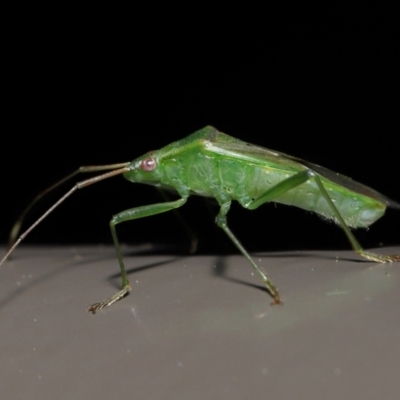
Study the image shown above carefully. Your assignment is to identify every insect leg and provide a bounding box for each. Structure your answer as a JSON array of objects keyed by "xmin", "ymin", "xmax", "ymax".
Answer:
[
  {"xmin": 215, "ymin": 201, "xmax": 282, "ymax": 305},
  {"xmin": 245, "ymin": 170, "xmax": 399, "ymax": 263},
  {"xmin": 156, "ymin": 188, "xmax": 198, "ymax": 254},
  {"xmin": 313, "ymin": 175, "xmax": 400, "ymax": 263},
  {"xmin": 246, "ymin": 170, "xmax": 311, "ymax": 210},
  {"xmin": 88, "ymin": 197, "xmax": 187, "ymax": 313}
]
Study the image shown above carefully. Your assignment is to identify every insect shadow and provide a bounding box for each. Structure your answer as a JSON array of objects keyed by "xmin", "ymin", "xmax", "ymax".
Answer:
[
  {"xmin": 107, "ymin": 256, "xmax": 185, "ymax": 289},
  {"xmin": 212, "ymin": 255, "xmax": 268, "ymax": 294},
  {"xmin": 0, "ymin": 251, "xmax": 117, "ymax": 311}
]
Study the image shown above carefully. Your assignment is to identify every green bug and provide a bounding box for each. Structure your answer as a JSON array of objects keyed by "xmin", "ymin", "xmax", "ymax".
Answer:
[{"xmin": 1, "ymin": 126, "xmax": 399, "ymax": 312}]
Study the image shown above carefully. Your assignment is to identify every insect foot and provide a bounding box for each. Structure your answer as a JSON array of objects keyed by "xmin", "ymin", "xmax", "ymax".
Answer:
[
  {"xmin": 358, "ymin": 251, "xmax": 400, "ymax": 263},
  {"xmin": 87, "ymin": 286, "xmax": 131, "ymax": 314}
]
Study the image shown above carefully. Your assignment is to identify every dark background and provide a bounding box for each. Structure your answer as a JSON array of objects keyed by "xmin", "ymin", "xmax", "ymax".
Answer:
[{"xmin": 2, "ymin": 7, "xmax": 399, "ymax": 256}]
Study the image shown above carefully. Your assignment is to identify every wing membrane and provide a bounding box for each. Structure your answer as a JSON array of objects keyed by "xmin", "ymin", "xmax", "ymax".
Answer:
[{"xmin": 206, "ymin": 132, "xmax": 400, "ymax": 209}]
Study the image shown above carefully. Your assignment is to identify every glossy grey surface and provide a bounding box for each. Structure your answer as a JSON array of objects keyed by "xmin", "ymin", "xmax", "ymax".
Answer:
[{"xmin": 1, "ymin": 246, "xmax": 399, "ymax": 399}]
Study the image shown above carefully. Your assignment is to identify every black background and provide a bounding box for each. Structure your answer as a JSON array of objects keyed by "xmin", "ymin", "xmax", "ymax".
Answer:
[{"xmin": 2, "ymin": 7, "xmax": 399, "ymax": 256}]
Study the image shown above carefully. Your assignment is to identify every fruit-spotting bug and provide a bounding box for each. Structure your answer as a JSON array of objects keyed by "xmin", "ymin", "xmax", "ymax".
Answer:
[{"xmin": 1, "ymin": 126, "xmax": 399, "ymax": 312}]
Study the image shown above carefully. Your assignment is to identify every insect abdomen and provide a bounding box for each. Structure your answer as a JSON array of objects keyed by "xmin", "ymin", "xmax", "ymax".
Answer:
[{"xmin": 249, "ymin": 166, "xmax": 386, "ymax": 228}]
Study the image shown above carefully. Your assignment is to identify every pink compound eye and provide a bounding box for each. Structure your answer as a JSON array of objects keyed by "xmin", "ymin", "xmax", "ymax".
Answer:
[{"xmin": 140, "ymin": 157, "xmax": 156, "ymax": 171}]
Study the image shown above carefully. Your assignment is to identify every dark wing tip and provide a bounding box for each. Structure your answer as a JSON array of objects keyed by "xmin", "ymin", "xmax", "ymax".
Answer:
[{"xmin": 387, "ymin": 197, "xmax": 400, "ymax": 210}]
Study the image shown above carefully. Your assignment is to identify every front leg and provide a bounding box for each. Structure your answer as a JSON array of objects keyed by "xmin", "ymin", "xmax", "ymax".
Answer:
[{"xmin": 88, "ymin": 197, "xmax": 187, "ymax": 313}]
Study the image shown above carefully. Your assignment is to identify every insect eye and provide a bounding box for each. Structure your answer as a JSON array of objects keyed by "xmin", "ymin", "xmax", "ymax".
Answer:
[{"xmin": 140, "ymin": 157, "xmax": 156, "ymax": 171}]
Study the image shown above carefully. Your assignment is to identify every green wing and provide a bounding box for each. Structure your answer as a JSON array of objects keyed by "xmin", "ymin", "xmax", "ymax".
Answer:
[{"xmin": 202, "ymin": 126, "xmax": 400, "ymax": 210}]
